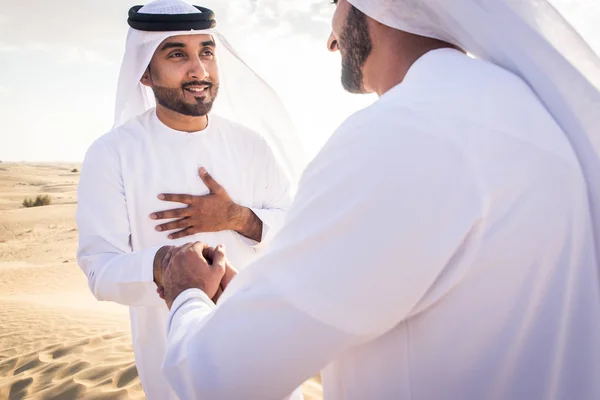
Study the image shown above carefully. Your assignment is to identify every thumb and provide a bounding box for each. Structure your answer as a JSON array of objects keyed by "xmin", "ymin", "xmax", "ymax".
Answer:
[
  {"xmin": 212, "ymin": 245, "xmax": 237, "ymax": 288},
  {"xmin": 211, "ymin": 244, "xmax": 227, "ymax": 271},
  {"xmin": 199, "ymin": 167, "xmax": 223, "ymax": 194},
  {"xmin": 222, "ymin": 263, "xmax": 238, "ymax": 291}
]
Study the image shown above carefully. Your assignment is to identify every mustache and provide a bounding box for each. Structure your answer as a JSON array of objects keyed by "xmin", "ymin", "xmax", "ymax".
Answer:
[{"xmin": 182, "ymin": 80, "xmax": 214, "ymax": 89}]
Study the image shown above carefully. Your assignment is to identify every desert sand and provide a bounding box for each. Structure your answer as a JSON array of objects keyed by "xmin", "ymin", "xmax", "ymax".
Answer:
[{"xmin": 0, "ymin": 163, "xmax": 323, "ymax": 399}]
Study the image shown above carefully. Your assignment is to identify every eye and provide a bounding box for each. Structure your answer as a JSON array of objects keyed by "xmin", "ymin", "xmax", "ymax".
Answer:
[
  {"xmin": 168, "ymin": 51, "xmax": 185, "ymax": 58},
  {"xmin": 201, "ymin": 49, "xmax": 214, "ymax": 57}
]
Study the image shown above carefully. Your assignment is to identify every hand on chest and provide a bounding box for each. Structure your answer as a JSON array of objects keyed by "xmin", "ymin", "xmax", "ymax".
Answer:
[{"xmin": 125, "ymin": 151, "xmax": 258, "ymax": 243}]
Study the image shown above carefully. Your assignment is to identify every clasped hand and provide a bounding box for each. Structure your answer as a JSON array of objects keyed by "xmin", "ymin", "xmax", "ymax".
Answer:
[{"xmin": 154, "ymin": 242, "xmax": 238, "ymax": 309}]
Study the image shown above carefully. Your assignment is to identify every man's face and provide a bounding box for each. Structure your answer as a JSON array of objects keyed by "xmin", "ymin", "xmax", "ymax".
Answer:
[
  {"xmin": 141, "ymin": 34, "xmax": 220, "ymax": 117},
  {"xmin": 327, "ymin": 0, "xmax": 373, "ymax": 94}
]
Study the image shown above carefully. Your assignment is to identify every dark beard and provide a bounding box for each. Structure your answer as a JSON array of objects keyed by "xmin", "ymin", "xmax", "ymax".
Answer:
[
  {"xmin": 152, "ymin": 81, "xmax": 219, "ymax": 117},
  {"xmin": 339, "ymin": 5, "xmax": 373, "ymax": 94}
]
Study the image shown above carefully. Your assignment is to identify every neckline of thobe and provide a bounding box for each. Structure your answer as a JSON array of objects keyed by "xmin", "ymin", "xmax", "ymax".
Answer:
[
  {"xmin": 380, "ymin": 47, "xmax": 465, "ymax": 100},
  {"xmin": 150, "ymin": 108, "xmax": 216, "ymax": 138}
]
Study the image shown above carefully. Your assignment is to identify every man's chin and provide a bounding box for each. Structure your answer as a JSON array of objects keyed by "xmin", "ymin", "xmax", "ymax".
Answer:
[
  {"xmin": 341, "ymin": 77, "xmax": 365, "ymax": 94},
  {"xmin": 190, "ymin": 105, "xmax": 214, "ymax": 117},
  {"xmin": 178, "ymin": 99, "xmax": 213, "ymax": 115}
]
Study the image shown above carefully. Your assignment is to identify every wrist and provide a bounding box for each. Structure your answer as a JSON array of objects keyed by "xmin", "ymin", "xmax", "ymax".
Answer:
[
  {"xmin": 166, "ymin": 284, "xmax": 210, "ymax": 309},
  {"xmin": 228, "ymin": 204, "xmax": 262, "ymax": 242},
  {"xmin": 227, "ymin": 203, "xmax": 248, "ymax": 232}
]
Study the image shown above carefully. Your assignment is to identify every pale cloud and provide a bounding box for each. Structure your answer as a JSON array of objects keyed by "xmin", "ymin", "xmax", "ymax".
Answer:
[
  {"xmin": 60, "ymin": 46, "xmax": 115, "ymax": 66},
  {"xmin": 0, "ymin": 43, "xmax": 17, "ymax": 52},
  {"xmin": 11, "ymin": 41, "xmax": 115, "ymax": 66},
  {"xmin": 24, "ymin": 41, "xmax": 53, "ymax": 52},
  {"xmin": 200, "ymin": 0, "xmax": 332, "ymax": 42},
  {"xmin": 1, "ymin": 0, "xmax": 127, "ymax": 55}
]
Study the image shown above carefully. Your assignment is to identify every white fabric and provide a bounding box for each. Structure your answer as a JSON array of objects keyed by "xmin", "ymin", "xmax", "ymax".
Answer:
[
  {"xmin": 162, "ymin": 49, "xmax": 600, "ymax": 399},
  {"xmin": 348, "ymin": 0, "xmax": 600, "ymax": 276},
  {"xmin": 137, "ymin": 0, "xmax": 201, "ymax": 14},
  {"xmin": 76, "ymin": 109, "xmax": 301, "ymax": 399},
  {"xmin": 114, "ymin": 0, "xmax": 306, "ymax": 184}
]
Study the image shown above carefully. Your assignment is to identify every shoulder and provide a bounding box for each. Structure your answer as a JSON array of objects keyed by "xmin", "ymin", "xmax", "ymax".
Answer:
[
  {"xmin": 209, "ymin": 114, "xmax": 273, "ymax": 155},
  {"xmin": 326, "ymin": 99, "xmax": 440, "ymax": 153},
  {"xmin": 210, "ymin": 114, "xmax": 263, "ymax": 140},
  {"xmin": 305, "ymin": 101, "xmax": 476, "ymax": 192},
  {"xmin": 83, "ymin": 112, "xmax": 151, "ymax": 162},
  {"xmin": 412, "ymin": 52, "xmax": 535, "ymax": 113}
]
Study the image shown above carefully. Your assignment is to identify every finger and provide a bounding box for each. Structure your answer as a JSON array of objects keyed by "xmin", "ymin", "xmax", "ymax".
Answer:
[
  {"xmin": 161, "ymin": 246, "xmax": 176, "ymax": 268},
  {"xmin": 210, "ymin": 244, "xmax": 238, "ymax": 289},
  {"xmin": 166, "ymin": 226, "xmax": 197, "ymax": 240},
  {"xmin": 199, "ymin": 167, "xmax": 225, "ymax": 195},
  {"xmin": 212, "ymin": 245, "xmax": 232, "ymax": 286},
  {"xmin": 172, "ymin": 242, "xmax": 196, "ymax": 256},
  {"xmin": 150, "ymin": 207, "xmax": 191, "ymax": 220},
  {"xmin": 202, "ymin": 244, "xmax": 226, "ymax": 263},
  {"xmin": 191, "ymin": 241, "xmax": 210, "ymax": 256},
  {"xmin": 211, "ymin": 244, "xmax": 227, "ymax": 269},
  {"xmin": 202, "ymin": 246, "xmax": 216, "ymax": 263},
  {"xmin": 165, "ymin": 242, "xmax": 203, "ymax": 272},
  {"xmin": 175, "ymin": 242, "xmax": 210, "ymax": 267},
  {"xmin": 163, "ymin": 245, "xmax": 181, "ymax": 269},
  {"xmin": 156, "ymin": 217, "xmax": 191, "ymax": 233},
  {"xmin": 158, "ymin": 193, "xmax": 194, "ymax": 204},
  {"xmin": 173, "ymin": 241, "xmax": 206, "ymax": 255}
]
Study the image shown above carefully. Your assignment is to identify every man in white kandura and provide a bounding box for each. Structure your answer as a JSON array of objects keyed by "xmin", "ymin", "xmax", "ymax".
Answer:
[
  {"xmin": 157, "ymin": 0, "xmax": 600, "ymax": 399},
  {"xmin": 76, "ymin": 1, "xmax": 305, "ymax": 399}
]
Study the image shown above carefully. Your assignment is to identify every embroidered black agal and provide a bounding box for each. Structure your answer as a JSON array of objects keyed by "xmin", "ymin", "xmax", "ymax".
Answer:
[{"xmin": 127, "ymin": 5, "xmax": 216, "ymax": 31}]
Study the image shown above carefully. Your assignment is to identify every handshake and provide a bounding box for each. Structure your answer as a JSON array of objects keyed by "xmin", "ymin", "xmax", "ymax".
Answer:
[{"xmin": 153, "ymin": 242, "xmax": 238, "ymax": 309}]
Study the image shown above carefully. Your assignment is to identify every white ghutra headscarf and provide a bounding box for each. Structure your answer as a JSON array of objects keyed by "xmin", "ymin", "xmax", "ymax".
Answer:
[
  {"xmin": 113, "ymin": 0, "xmax": 306, "ymax": 184},
  {"xmin": 348, "ymin": 0, "xmax": 600, "ymax": 271}
]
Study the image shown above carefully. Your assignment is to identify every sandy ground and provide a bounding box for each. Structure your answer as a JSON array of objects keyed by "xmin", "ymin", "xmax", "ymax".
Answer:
[{"xmin": 0, "ymin": 163, "xmax": 323, "ymax": 400}]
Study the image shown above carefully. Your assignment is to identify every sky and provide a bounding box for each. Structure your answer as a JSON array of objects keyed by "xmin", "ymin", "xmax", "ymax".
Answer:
[{"xmin": 0, "ymin": 0, "xmax": 598, "ymax": 162}]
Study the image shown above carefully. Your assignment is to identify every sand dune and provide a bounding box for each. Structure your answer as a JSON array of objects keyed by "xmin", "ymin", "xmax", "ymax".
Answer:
[
  {"xmin": 0, "ymin": 163, "xmax": 323, "ymax": 399},
  {"xmin": 0, "ymin": 301, "xmax": 142, "ymax": 400}
]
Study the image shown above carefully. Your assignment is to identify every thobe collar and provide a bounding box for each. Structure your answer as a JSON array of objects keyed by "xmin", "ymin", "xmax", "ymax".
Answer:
[
  {"xmin": 380, "ymin": 47, "xmax": 464, "ymax": 100},
  {"xmin": 150, "ymin": 108, "xmax": 215, "ymax": 138}
]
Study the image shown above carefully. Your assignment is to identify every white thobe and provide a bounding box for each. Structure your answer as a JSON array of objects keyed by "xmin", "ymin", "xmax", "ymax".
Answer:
[
  {"xmin": 162, "ymin": 48, "xmax": 600, "ymax": 399},
  {"xmin": 76, "ymin": 109, "xmax": 303, "ymax": 399}
]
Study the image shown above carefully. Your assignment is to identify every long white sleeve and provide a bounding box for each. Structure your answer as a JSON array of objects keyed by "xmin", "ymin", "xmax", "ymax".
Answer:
[
  {"xmin": 76, "ymin": 137, "xmax": 164, "ymax": 307},
  {"xmin": 164, "ymin": 284, "xmax": 355, "ymax": 400},
  {"xmin": 162, "ymin": 113, "xmax": 484, "ymax": 399},
  {"xmin": 246, "ymin": 137, "xmax": 294, "ymax": 249}
]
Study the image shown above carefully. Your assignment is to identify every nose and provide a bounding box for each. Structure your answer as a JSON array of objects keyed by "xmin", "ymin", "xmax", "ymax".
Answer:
[
  {"xmin": 188, "ymin": 55, "xmax": 209, "ymax": 80},
  {"xmin": 327, "ymin": 31, "xmax": 339, "ymax": 52}
]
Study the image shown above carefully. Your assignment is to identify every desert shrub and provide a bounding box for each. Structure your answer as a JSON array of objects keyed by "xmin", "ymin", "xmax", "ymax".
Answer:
[{"xmin": 23, "ymin": 195, "xmax": 51, "ymax": 208}]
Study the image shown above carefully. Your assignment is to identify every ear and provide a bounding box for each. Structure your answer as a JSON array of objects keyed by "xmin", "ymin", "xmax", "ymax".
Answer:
[
  {"xmin": 140, "ymin": 67, "xmax": 152, "ymax": 87},
  {"xmin": 327, "ymin": 31, "xmax": 339, "ymax": 52}
]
